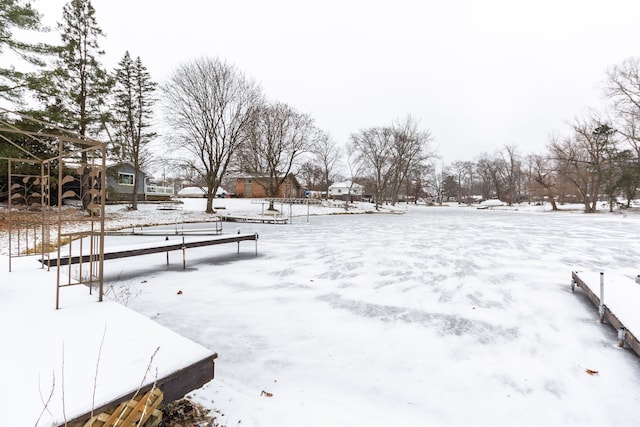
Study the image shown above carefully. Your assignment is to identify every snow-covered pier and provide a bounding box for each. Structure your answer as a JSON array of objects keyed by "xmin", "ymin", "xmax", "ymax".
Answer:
[
  {"xmin": 0, "ymin": 255, "xmax": 218, "ymax": 426},
  {"xmin": 571, "ymin": 271, "xmax": 640, "ymax": 357},
  {"xmin": 220, "ymin": 214, "xmax": 288, "ymax": 224},
  {"xmin": 41, "ymin": 232, "xmax": 259, "ymax": 267}
]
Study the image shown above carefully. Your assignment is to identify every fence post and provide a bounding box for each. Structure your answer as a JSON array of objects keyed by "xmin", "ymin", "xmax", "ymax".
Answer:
[{"xmin": 182, "ymin": 236, "xmax": 186, "ymax": 270}]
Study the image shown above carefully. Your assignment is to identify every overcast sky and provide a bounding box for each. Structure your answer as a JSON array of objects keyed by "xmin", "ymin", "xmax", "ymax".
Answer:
[{"xmin": 32, "ymin": 0, "xmax": 640, "ymax": 164}]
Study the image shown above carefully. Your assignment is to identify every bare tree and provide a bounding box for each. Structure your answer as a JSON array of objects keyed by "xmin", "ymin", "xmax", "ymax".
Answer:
[
  {"xmin": 406, "ymin": 160, "xmax": 433, "ymax": 203},
  {"xmin": 525, "ymin": 153, "xmax": 558, "ymax": 210},
  {"xmin": 550, "ymin": 115, "xmax": 617, "ymax": 212},
  {"xmin": 349, "ymin": 126, "xmax": 394, "ymax": 210},
  {"xmin": 162, "ymin": 57, "xmax": 262, "ymax": 213},
  {"xmin": 441, "ymin": 172, "xmax": 458, "ymax": 201},
  {"xmin": 606, "ymin": 57, "xmax": 640, "ymax": 158},
  {"xmin": 343, "ymin": 144, "xmax": 367, "ymax": 210},
  {"xmin": 311, "ymin": 131, "xmax": 342, "ymax": 199},
  {"xmin": 297, "ymin": 160, "xmax": 324, "ymax": 191},
  {"xmin": 449, "ymin": 160, "xmax": 468, "ymax": 202},
  {"xmin": 475, "ymin": 154, "xmax": 497, "ymax": 201},
  {"xmin": 474, "ymin": 147, "xmax": 522, "ymax": 205},
  {"xmin": 605, "ymin": 57, "xmax": 640, "ymax": 203},
  {"xmin": 499, "ymin": 145, "xmax": 522, "ymax": 205},
  {"xmin": 387, "ymin": 116, "xmax": 433, "ymax": 205},
  {"xmin": 462, "ymin": 161, "xmax": 477, "ymax": 201},
  {"xmin": 426, "ymin": 166, "xmax": 446, "ymax": 205},
  {"xmin": 238, "ymin": 101, "xmax": 314, "ymax": 210}
]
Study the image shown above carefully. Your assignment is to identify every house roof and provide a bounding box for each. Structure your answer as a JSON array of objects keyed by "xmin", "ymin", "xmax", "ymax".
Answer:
[
  {"xmin": 106, "ymin": 161, "xmax": 152, "ymax": 178},
  {"xmin": 329, "ymin": 181, "xmax": 363, "ymax": 189}
]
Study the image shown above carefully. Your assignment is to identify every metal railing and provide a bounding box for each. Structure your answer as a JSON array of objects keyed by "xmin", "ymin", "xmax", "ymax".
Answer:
[{"xmin": 145, "ymin": 185, "xmax": 174, "ymax": 195}]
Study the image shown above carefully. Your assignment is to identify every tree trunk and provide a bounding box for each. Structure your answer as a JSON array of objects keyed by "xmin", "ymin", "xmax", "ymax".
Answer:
[
  {"xmin": 206, "ymin": 193, "xmax": 214, "ymax": 213},
  {"xmin": 131, "ymin": 169, "xmax": 139, "ymax": 210}
]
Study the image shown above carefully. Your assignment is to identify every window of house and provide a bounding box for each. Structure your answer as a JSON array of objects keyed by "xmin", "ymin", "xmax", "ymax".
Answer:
[{"xmin": 118, "ymin": 172, "xmax": 134, "ymax": 186}]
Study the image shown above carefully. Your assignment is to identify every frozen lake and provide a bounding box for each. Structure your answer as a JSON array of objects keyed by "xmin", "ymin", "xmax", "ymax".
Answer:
[{"xmin": 107, "ymin": 205, "xmax": 640, "ymax": 426}]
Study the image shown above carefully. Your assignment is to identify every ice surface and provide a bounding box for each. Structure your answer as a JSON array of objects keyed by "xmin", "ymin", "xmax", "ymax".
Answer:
[{"xmin": 3, "ymin": 201, "xmax": 640, "ymax": 426}]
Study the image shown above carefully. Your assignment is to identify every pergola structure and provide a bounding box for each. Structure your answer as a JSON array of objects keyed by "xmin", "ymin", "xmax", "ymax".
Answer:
[{"xmin": 0, "ymin": 107, "xmax": 107, "ymax": 309}]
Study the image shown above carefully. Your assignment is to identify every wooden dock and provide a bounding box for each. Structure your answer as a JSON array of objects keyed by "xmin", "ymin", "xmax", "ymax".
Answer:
[
  {"xmin": 220, "ymin": 214, "xmax": 288, "ymax": 224},
  {"xmin": 66, "ymin": 353, "xmax": 217, "ymax": 426},
  {"xmin": 1, "ymin": 255, "xmax": 219, "ymax": 427},
  {"xmin": 571, "ymin": 271, "xmax": 640, "ymax": 357},
  {"xmin": 105, "ymin": 223, "xmax": 223, "ymax": 236},
  {"xmin": 42, "ymin": 232, "xmax": 259, "ymax": 267}
]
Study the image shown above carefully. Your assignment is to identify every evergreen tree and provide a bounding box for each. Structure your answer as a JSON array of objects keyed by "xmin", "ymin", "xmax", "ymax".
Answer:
[
  {"xmin": 0, "ymin": 0, "xmax": 54, "ymax": 102},
  {"xmin": 51, "ymin": 0, "xmax": 111, "ymax": 137},
  {"xmin": 49, "ymin": 0, "xmax": 112, "ymax": 208},
  {"xmin": 112, "ymin": 51, "xmax": 157, "ymax": 209}
]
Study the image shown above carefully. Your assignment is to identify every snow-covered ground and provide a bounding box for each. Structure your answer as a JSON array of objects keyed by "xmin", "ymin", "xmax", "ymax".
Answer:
[{"xmin": 3, "ymin": 200, "xmax": 640, "ymax": 426}]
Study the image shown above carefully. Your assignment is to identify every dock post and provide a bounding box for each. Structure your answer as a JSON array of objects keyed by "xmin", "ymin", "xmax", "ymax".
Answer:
[
  {"xmin": 182, "ymin": 236, "xmax": 186, "ymax": 270},
  {"xmin": 618, "ymin": 327, "xmax": 626, "ymax": 347},
  {"xmin": 571, "ymin": 275, "xmax": 575, "ymax": 292},
  {"xmin": 599, "ymin": 272, "xmax": 605, "ymax": 323}
]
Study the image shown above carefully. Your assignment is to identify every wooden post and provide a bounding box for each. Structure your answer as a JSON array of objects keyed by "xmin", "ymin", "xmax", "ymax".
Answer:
[{"xmin": 599, "ymin": 272, "xmax": 605, "ymax": 323}]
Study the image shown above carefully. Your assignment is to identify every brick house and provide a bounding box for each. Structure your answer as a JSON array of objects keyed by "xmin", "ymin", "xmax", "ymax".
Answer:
[{"xmin": 235, "ymin": 174, "xmax": 302, "ymax": 198}]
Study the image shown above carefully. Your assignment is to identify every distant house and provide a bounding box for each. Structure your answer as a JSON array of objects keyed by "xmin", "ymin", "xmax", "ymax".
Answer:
[
  {"xmin": 329, "ymin": 181, "xmax": 364, "ymax": 201},
  {"xmin": 106, "ymin": 162, "xmax": 174, "ymax": 201},
  {"xmin": 235, "ymin": 174, "xmax": 302, "ymax": 198}
]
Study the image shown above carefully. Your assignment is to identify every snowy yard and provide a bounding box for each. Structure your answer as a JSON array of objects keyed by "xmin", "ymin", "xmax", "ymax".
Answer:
[{"xmin": 3, "ymin": 200, "xmax": 640, "ymax": 426}]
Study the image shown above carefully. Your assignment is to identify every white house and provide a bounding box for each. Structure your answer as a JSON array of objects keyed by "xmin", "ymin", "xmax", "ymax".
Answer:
[
  {"xmin": 328, "ymin": 181, "xmax": 364, "ymax": 201},
  {"xmin": 177, "ymin": 186, "xmax": 227, "ymax": 198}
]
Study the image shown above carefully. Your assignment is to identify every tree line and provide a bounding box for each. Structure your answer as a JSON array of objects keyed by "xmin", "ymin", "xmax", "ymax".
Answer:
[
  {"xmin": 4, "ymin": 0, "xmax": 638, "ymax": 214},
  {"xmin": 0, "ymin": 0, "xmax": 435, "ymax": 213},
  {"xmin": 440, "ymin": 59, "xmax": 640, "ymax": 213}
]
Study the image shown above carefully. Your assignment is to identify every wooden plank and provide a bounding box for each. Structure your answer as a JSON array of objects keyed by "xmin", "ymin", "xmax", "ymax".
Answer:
[
  {"xmin": 156, "ymin": 352, "xmax": 217, "ymax": 403},
  {"xmin": 625, "ymin": 329, "xmax": 640, "ymax": 357},
  {"xmin": 43, "ymin": 233, "xmax": 258, "ymax": 266},
  {"xmin": 73, "ymin": 388, "xmax": 163, "ymax": 427}
]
